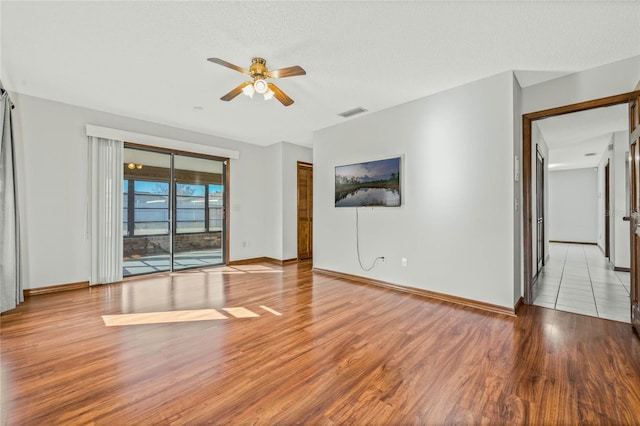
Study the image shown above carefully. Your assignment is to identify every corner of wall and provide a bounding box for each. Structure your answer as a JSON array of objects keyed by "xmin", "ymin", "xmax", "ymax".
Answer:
[
  {"xmin": 262, "ymin": 143, "xmax": 284, "ymax": 260},
  {"xmin": 513, "ymin": 72, "xmax": 524, "ymax": 305}
]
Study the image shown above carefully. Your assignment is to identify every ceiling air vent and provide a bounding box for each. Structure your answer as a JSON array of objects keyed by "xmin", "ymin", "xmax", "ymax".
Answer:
[
  {"xmin": 584, "ymin": 152, "xmax": 597, "ymax": 157},
  {"xmin": 338, "ymin": 107, "xmax": 368, "ymax": 118}
]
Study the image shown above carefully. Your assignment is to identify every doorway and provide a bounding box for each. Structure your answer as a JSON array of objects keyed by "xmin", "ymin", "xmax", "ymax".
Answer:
[
  {"xmin": 297, "ymin": 162, "xmax": 313, "ymax": 260},
  {"xmin": 522, "ymin": 91, "xmax": 640, "ymax": 330},
  {"xmin": 123, "ymin": 145, "xmax": 229, "ymax": 276},
  {"xmin": 523, "ymin": 92, "xmax": 638, "ymax": 309}
]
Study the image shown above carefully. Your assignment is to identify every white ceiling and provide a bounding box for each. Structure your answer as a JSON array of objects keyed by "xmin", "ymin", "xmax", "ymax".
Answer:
[
  {"xmin": 1, "ymin": 1, "xmax": 639, "ymax": 148},
  {"xmin": 538, "ymin": 104, "xmax": 629, "ymax": 171}
]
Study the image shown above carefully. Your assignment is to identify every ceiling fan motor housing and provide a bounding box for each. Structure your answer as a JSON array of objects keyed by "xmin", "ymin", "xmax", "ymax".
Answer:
[{"xmin": 249, "ymin": 57, "xmax": 268, "ymax": 79}]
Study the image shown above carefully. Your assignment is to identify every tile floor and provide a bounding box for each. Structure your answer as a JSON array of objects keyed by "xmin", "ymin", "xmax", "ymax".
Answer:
[
  {"xmin": 123, "ymin": 249, "xmax": 223, "ymax": 276},
  {"xmin": 532, "ymin": 242, "xmax": 631, "ymax": 323}
]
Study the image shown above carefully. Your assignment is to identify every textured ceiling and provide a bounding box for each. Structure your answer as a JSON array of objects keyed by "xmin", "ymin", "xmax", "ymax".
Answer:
[
  {"xmin": 2, "ymin": 1, "xmax": 639, "ymax": 148},
  {"xmin": 537, "ymin": 104, "xmax": 629, "ymax": 171}
]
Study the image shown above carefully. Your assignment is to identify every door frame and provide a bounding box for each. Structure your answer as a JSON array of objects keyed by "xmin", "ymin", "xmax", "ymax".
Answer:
[
  {"xmin": 522, "ymin": 91, "xmax": 640, "ymax": 304},
  {"xmin": 605, "ymin": 159, "xmax": 611, "ymax": 258},
  {"xmin": 535, "ymin": 145, "xmax": 545, "ymax": 275}
]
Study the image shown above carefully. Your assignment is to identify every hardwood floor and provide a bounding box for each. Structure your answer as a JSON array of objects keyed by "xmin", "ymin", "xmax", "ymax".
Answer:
[{"xmin": 2, "ymin": 261, "xmax": 640, "ymax": 424}]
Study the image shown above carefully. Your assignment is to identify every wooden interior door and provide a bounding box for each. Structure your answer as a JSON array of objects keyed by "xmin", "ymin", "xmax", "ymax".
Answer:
[
  {"xmin": 630, "ymin": 94, "xmax": 640, "ymax": 333},
  {"xmin": 297, "ymin": 162, "xmax": 313, "ymax": 260},
  {"xmin": 536, "ymin": 147, "xmax": 545, "ymax": 274}
]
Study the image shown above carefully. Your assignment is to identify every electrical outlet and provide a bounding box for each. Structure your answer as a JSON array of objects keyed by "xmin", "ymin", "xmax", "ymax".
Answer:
[{"xmin": 401, "ymin": 258, "xmax": 408, "ymax": 267}]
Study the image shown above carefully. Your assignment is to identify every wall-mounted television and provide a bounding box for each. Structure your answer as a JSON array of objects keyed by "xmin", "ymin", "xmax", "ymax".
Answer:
[{"xmin": 335, "ymin": 157, "xmax": 401, "ymax": 207}]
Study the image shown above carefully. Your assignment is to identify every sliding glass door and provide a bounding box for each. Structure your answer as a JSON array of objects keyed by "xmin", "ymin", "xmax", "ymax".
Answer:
[
  {"xmin": 173, "ymin": 154, "xmax": 225, "ymax": 271},
  {"xmin": 122, "ymin": 147, "xmax": 226, "ymax": 277},
  {"xmin": 123, "ymin": 148, "xmax": 171, "ymax": 276}
]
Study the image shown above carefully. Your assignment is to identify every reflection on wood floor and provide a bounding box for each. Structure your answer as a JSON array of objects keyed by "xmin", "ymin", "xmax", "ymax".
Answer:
[
  {"xmin": 102, "ymin": 308, "xmax": 229, "ymax": 326},
  {"xmin": 102, "ymin": 304, "xmax": 280, "ymax": 326},
  {"xmin": 2, "ymin": 260, "xmax": 640, "ymax": 424}
]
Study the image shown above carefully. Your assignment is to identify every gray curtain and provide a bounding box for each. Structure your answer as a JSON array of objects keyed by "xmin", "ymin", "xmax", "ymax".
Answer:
[{"xmin": 0, "ymin": 81, "xmax": 23, "ymax": 312}]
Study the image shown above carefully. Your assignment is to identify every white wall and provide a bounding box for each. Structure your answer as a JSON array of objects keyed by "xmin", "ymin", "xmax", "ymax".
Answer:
[
  {"xmin": 313, "ymin": 71, "xmax": 516, "ymax": 308},
  {"xmin": 522, "ymin": 55, "xmax": 640, "ymax": 114},
  {"xmin": 11, "ymin": 93, "xmax": 272, "ymax": 289},
  {"xmin": 513, "ymin": 75, "xmax": 524, "ymax": 304},
  {"xmin": 548, "ymin": 168, "xmax": 598, "ymax": 243},
  {"xmin": 613, "ymin": 130, "xmax": 630, "ymax": 268},
  {"xmin": 263, "ymin": 143, "xmax": 283, "ymax": 260}
]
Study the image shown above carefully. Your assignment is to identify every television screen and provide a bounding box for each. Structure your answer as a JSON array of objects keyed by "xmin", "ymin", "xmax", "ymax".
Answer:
[{"xmin": 335, "ymin": 157, "xmax": 401, "ymax": 207}]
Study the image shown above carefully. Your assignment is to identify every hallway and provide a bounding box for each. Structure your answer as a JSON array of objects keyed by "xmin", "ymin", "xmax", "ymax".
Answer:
[{"xmin": 532, "ymin": 242, "xmax": 630, "ymax": 323}]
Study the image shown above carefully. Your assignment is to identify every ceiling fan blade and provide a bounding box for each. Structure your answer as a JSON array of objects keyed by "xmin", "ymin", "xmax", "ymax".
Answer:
[
  {"xmin": 207, "ymin": 58, "xmax": 250, "ymax": 76},
  {"xmin": 220, "ymin": 81, "xmax": 252, "ymax": 101},
  {"xmin": 268, "ymin": 65, "xmax": 306, "ymax": 79},
  {"xmin": 268, "ymin": 83, "xmax": 294, "ymax": 106}
]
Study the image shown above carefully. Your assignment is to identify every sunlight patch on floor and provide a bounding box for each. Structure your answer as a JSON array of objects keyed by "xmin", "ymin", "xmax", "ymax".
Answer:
[
  {"xmin": 223, "ymin": 307, "xmax": 260, "ymax": 318},
  {"xmin": 102, "ymin": 305, "xmax": 281, "ymax": 326},
  {"xmin": 102, "ymin": 309, "xmax": 227, "ymax": 326}
]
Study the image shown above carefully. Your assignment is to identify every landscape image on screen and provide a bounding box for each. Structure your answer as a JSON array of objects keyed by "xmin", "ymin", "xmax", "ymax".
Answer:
[{"xmin": 335, "ymin": 157, "xmax": 401, "ymax": 207}]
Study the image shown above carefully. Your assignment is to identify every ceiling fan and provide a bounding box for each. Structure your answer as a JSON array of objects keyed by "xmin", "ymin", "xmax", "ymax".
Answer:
[{"xmin": 207, "ymin": 57, "xmax": 306, "ymax": 107}]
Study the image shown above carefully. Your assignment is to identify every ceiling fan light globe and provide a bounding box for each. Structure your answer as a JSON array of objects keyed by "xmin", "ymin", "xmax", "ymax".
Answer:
[
  {"xmin": 242, "ymin": 84, "xmax": 255, "ymax": 98},
  {"xmin": 254, "ymin": 79, "xmax": 268, "ymax": 94},
  {"xmin": 264, "ymin": 89, "xmax": 274, "ymax": 101}
]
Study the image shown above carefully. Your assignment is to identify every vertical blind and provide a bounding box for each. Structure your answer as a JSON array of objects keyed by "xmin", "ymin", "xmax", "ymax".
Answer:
[{"xmin": 89, "ymin": 136, "xmax": 123, "ymax": 284}]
